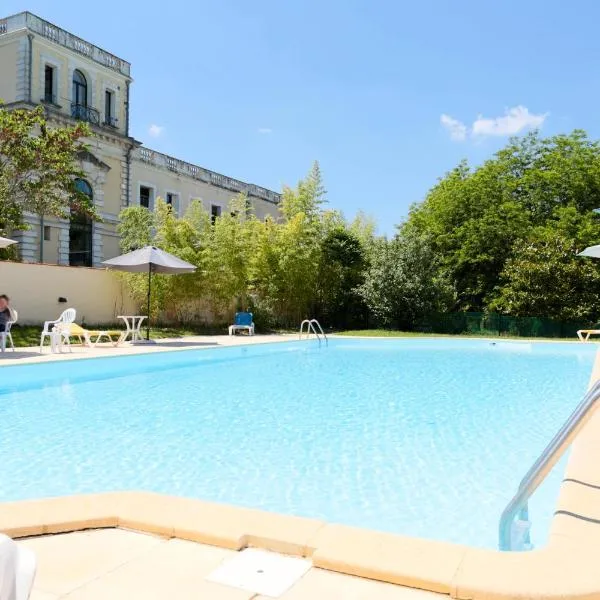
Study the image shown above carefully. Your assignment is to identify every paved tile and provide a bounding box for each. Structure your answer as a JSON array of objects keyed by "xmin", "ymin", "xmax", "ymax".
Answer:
[
  {"xmin": 29, "ymin": 591, "xmax": 59, "ymax": 600},
  {"xmin": 65, "ymin": 579, "xmax": 254, "ymax": 600},
  {"xmin": 21, "ymin": 530, "xmax": 447, "ymax": 600},
  {"xmin": 0, "ymin": 334, "xmax": 295, "ymax": 366},
  {"xmin": 261, "ymin": 567, "xmax": 444, "ymax": 600},
  {"xmin": 62, "ymin": 537, "xmax": 247, "ymax": 600},
  {"xmin": 18, "ymin": 529, "xmax": 163, "ymax": 596}
]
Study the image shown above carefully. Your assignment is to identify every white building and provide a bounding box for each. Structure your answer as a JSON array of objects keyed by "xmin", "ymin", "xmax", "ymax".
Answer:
[{"xmin": 0, "ymin": 11, "xmax": 281, "ymax": 266}]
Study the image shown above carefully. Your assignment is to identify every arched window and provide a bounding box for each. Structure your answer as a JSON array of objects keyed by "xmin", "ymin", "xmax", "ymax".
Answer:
[
  {"xmin": 72, "ymin": 70, "xmax": 87, "ymax": 107},
  {"xmin": 69, "ymin": 178, "xmax": 93, "ymax": 267},
  {"xmin": 74, "ymin": 178, "xmax": 93, "ymax": 198}
]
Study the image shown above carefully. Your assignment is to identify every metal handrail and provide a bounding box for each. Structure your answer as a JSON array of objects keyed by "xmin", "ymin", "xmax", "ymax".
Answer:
[
  {"xmin": 499, "ymin": 378, "xmax": 600, "ymax": 551},
  {"xmin": 299, "ymin": 319, "xmax": 328, "ymax": 344},
  {"xmin": 310, "ymin": 319, "xmax": 327, "ymax": 342},
  {"xmin": 299, "ymin": 319, "xmax": 319, "ymax": 341}
]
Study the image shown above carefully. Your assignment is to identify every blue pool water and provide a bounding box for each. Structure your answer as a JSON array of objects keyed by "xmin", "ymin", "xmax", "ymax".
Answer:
[{"xmin": 0, "ymin": 338, "xmax": 595, "ymax": 549}]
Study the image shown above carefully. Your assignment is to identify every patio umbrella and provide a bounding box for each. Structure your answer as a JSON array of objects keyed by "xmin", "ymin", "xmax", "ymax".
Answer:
[
  {"xmin": 0, "ymin": 236, "xmax": 17, "ymax": 249},
  {"xmin": 578, "ymin": 244, "xmax": 600, "ymax": 258},
  {"xmin": 102, "ymin": 246, "xmax": 196, "ymax": 341}
]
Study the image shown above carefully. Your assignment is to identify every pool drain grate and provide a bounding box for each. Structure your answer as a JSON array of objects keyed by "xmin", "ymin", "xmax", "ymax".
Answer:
[{"xmin": 206, "ymin": 547, "xmax": 312, "ymax": 597}]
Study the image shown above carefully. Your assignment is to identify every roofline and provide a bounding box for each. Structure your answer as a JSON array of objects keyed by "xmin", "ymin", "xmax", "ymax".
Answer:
[{"xmin": 0, "ymin": 11, "xmax": 131, "ymax": 77}]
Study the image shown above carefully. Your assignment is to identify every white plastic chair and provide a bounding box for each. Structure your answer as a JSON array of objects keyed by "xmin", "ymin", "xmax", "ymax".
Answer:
[
  {"xmin": 40, "ymin": 308, "xmax": 76, "ymax": 353},
  {"xmin": 0, "ymin": 533, "xmax": 36, "ymax": 600},
  {"xmin": 0, "ymin": 309, "xmax": 17, "ymax": 353}
]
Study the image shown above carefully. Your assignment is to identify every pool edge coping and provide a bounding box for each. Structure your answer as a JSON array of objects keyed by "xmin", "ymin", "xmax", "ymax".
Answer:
[
  {"xmin": 2, "ymin": 332, "xmax": 592, "ymax": 370},
  {"xmin": 0, "ymin": 334, "xmax": 300, "ymax": 369},
  {"xmin": 2, "ymin": 350, "xmax": 600, "ymax": 599}
]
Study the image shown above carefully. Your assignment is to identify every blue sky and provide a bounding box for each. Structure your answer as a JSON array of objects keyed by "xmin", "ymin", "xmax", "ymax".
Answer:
[{"xmin": 5, "ymin": 1, "xmax": 600, "ymax": 234}]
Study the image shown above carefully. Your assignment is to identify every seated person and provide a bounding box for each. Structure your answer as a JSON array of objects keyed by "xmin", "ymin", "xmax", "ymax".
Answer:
[{"xmin": 0, "ymin": 294, "xmax": 15, "ymax": 332}]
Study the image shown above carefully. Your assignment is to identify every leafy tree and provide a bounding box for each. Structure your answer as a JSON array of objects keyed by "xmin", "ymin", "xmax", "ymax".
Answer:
[
  {"xmin": 407, "ymin": 130, "xmax": 600, "ymax": 311},
  {"xmin": 348, "ymin": 211, "xmax": 378, "ymax": 258},
  {"xmin": 252, "ymin": 163, "xmax": 329, "ymax": 326},
  {"xmin": 279, "ymin": 160, "xmax": 326, "ymax": 221},
  {"xmin": 317, "ymin": 227, "xmax": 366, "ymax": 328},
  {"xmin": 117, "ymin": 206, "xmax": 154, "ymax": 251},
  {"xmin": 203, "ymin": 193, "xmax": 258, "ymax": 316},
  {"xmin": 359, "ymin": 229, "xmax": 454, "ymax": 329},
  {"xmin": 489, "ymin": 207, "xmax": 600, "ymax": 321},
  {"xmin": 115, "ymin": 163, "xmax": 382, "ymax": 331},
  {"xmin": 0, "ymin": 104, "xmax": 96, "ymax": 239}
]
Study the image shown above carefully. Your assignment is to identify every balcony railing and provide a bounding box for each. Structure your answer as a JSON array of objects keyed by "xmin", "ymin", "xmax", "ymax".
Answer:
[
  {"xmin": 71, "ymin": 103, "xmax": 100, "ymax": 125},
  {"xmin": 0, "ymin": 13, "xmax": 130, "ymax": 76},
  {"xmin": 41, "ymin": 93, "xmax": 58, "ymax": 105},
  {"xmin": 103, "ymin": 116, "xmax": 118, "ymax": 129},
  {"xmin": 134, "ymin": 147, "xmax": 281, "ymax": 205}
]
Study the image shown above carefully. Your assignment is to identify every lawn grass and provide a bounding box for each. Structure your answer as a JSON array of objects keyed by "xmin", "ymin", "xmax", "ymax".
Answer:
[{"xmin": 9, "ymin": 324, "xmax": 229, "ymax": 348}]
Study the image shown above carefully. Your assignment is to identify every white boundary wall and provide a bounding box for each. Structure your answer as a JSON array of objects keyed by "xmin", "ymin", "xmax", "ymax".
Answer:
[{"xmin": 0, "ymin": 261, "xmax": 136, "ymax": 325}]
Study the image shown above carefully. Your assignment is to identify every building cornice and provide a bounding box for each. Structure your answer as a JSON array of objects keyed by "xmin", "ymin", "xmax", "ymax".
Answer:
[
  {"xmin": 0, "ymin": 11, "xmax": 131, "ymax": 78},
  {"xmin": 134, "ymin": 147, "xmax": 281, "ymax": 205}
]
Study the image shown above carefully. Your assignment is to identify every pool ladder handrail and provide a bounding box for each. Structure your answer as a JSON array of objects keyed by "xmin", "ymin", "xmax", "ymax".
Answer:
[
  {"xmin": 299, "ymin": 319, "xmax": 328, "ymax": 345},
  {"xmin": 498, "ymin": 378, "xmax": 600, "ymax": 551}
]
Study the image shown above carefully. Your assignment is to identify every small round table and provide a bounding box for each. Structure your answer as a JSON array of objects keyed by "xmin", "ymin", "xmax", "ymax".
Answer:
[{"xmin": 117, "ymin": 315, "xmax": 148, "ymax": 343}]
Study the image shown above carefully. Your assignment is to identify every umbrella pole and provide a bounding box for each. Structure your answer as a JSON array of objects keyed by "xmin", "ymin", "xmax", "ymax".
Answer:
[{"xmin": 146, "ymin": 265, "xmax": 151, "ymax": 341}]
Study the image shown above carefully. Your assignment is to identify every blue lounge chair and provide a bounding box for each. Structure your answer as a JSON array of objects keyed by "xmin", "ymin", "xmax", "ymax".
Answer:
[{"xmin": 228, "ymin": 312, "xmax": 255, "ymax": 336}]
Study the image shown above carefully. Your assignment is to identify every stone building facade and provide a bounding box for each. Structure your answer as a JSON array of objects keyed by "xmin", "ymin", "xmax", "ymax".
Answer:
[{"xmin": 0, "ymin": 11, "xmax": 281, "ymax": 266}]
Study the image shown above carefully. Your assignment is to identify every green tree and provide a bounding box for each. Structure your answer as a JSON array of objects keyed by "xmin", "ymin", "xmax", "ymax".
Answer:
[
  {"xmin": 0, "ymin": 104, "xmax": 96, "ymax": 241},
  {"xmin": 203, "ymin": 193, "xmax": 258, "ymax": 317},
  {"xmin": 279, "ymin": 160, "xmax": 327, "ymax": 221},
  {"xmin": 359, "ymin": 229, "xmax": 454, "ymax": 329},
  {"xmin": 251, "ymin": 163, "xmax": 330, "ymax": 326},
  {"xmin": 407, "ymin": 130, "xmax": 600, "ymax": 311},
  {"xmin": 317, "ymin": 227, "xmax": 366, "ymax": 328},
  {"xmin": 489, "ymin": 207, "xmax": 600, "ymax": 321},
  {"xmin": 117, "ymin": 206, "xmax": 154, "ymax": 251},
  {"xmin": 115, "ymin": 163, "xmax": 379, "ymax": 331}
]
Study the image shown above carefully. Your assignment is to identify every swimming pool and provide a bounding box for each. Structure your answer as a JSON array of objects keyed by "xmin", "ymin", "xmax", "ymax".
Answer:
[{"xmin": 0, "ymin": 338, "xmax": 595, "ymax": 550}]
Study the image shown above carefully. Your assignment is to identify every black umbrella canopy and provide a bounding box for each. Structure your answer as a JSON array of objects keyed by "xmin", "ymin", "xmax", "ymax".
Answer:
[{"xmin": 103, "ymin": 246, "xmax": 196, "ymax": 340}]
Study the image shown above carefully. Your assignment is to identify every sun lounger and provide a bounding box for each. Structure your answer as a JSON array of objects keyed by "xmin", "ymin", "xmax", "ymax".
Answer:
[
  {"xmin": 67, "ymin": 324, "xmax": 125, "ymax": 347},
  {"xmin": 228, "ymin": 312, "xmax": 255, "ymax": 336},
  {"xmin": 577, "ymin": 329, "xmax": 600, "ymax": 342}
]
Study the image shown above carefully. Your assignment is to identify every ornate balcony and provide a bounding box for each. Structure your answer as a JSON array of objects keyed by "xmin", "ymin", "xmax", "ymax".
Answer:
[
  {"xmin": 71, "ymin": 103, "xmax": 100, "ymax": 125},
  {"xmin": 103, "ymin": 116, "xmax": 119, "ymax": 129},
  {"xmin": 41, "ymin": 93, "xmax": 59, "ymax": 106}
]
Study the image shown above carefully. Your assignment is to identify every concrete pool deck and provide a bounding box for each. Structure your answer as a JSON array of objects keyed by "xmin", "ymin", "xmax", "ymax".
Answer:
[
  {"xmin": 2, "ymin": 335, "xmax": 600, "ymax": 599},
  {"xmin": 19, "ymin": 528, "xmax": 440, "ymax": 600},
  {"xmin": 0, "ymin": 333, "xmax": 296, "ymax": 366}
]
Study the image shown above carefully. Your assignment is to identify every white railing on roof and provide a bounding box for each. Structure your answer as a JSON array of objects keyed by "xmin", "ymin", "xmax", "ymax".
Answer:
[
  {"xmin": 134, "ymin": 147, "xmax": 281, "ymax": 204},
  {"xmin": 0, "ymin": 12, "xmax": 130, "ymax": 76}
]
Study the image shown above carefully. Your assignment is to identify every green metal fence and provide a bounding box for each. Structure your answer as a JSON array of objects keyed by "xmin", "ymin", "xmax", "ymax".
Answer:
[{"xmin": 416, "ymin": 312, "xmax": 590, "ymax": 339}]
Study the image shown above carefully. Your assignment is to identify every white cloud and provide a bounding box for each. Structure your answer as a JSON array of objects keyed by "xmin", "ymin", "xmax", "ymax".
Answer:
[
  {"xmin": 148, "ymin": 124, "xmax": 164, "ymax": 138},
  {"xmin": 441, "ymin": 106, "xmax": 548, "ymax": 142},
  {"xmin": 472, "ymin": 106, "xmax": 548, "ymax": 137},
  {"xmin": 257, "ymin": 127, "xmax": 273, "ymax": 134},
  {"xmin": 440, "ymin": 114, "xmax": 467, "ymax": 141}
]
